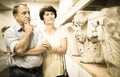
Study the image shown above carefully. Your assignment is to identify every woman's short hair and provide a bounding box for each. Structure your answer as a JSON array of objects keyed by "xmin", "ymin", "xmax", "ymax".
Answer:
[{"xmin": 39, "ymin": 5, "xmax": 57, "ymax": 20}]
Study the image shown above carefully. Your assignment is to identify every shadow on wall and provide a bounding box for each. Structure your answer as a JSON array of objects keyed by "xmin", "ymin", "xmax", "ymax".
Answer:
[
  {"xmin": 0, "ymin": 26, "xmax": 9, "ymax": 52},
  {"xmin": 0, "ymin": 26, "xmax": 9, "ymax": 77}
]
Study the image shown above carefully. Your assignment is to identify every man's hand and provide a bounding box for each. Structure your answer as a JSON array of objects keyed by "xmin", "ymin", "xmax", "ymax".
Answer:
[{"xmin": 24, "ymin": 20, "xmax": 33, "ymax": 35}]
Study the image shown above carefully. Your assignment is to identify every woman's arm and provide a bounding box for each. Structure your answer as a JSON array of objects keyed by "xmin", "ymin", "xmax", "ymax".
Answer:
[{"xmin": 52, "ymin": 38, "xmax": 67, "ymax": 55}]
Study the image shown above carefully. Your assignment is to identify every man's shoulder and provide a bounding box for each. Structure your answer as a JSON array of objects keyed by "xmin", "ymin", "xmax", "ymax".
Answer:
[
  {"xmin": 4, "ymin": 25, "xmax": 17, "ymax": 36},
  {"xmin": 5, "ymin": 25, "xmax": 14, "ymax": 31}
]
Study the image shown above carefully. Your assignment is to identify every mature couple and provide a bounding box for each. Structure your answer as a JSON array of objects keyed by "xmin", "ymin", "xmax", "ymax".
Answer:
[{"xmin": 4, "ymin": 3, "xmax": 67, "ymax": 77}]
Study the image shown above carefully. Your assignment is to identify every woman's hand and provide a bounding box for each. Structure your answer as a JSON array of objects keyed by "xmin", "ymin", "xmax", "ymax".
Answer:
[{"xmin": 41, "ymin": 40, "xmax": 51, "ymax": 50}]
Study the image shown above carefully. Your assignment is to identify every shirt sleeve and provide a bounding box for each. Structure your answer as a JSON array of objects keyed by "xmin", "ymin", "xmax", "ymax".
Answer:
[
  {"xmin": 4, "ymin": 28, "xmax": 19, "ymax": 53},
  {"xmin": 37, "ymin": 34, "xmax": 43, "ymax": 45},
  {"xmin": 36, "ymin": 28, "xmax": 44, "ymax": 45}
]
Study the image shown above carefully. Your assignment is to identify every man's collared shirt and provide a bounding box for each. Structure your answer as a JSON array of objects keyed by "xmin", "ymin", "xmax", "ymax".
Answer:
[{"xmin": 4, "ymin": 23, "xmax": 43, "ymax": 69}]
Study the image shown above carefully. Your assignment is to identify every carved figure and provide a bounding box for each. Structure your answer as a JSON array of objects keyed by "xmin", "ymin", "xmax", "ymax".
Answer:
[{"xmin": 100, "ymin": 6, "xmax": 120, "ymax": 77}]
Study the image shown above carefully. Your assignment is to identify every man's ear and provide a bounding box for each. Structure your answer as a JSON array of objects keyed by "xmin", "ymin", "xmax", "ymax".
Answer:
[{"xmin": 14, "ymin": 14, "xmax": 18, "ymax": 20}]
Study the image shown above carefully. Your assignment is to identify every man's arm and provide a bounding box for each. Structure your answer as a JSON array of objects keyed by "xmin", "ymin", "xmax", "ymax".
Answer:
[
  {"xmin": 14, "ymin": 22, "xmax": 33, "ymax": 56},
  {"xmin": 14, "ymin": 32, "xmax": 31, "ymax": 55},
  {"xmin": 24, "ymin": 43, "xmax": 48, "ymax": 56}
]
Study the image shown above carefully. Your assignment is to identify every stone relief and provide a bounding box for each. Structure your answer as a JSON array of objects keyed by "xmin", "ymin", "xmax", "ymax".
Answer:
[
  {"xmin": 73, "ymin": 11, "xmax": 105, "ymax": 64},
  {"xmin": 64, "ymin": 6, "xmax": 120, "ymax": 77},
  {"xmin": 63, "ymin": 22, "xmax": 80, "ymax": 56},
  {"xmin": 99, "ymin": 6, "xmax": 120, "ymax": 77}
]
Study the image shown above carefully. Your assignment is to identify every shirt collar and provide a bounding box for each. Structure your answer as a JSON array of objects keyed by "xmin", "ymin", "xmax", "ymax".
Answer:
[{"xmin": 16, "ymin": 23, "xmax": 24, "ymax": 32}]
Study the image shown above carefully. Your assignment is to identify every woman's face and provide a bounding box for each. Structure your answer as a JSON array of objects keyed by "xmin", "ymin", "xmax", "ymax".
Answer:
[{"xmin": 43, "ymin": 11, "xmax": 55, "ymax": 25}]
